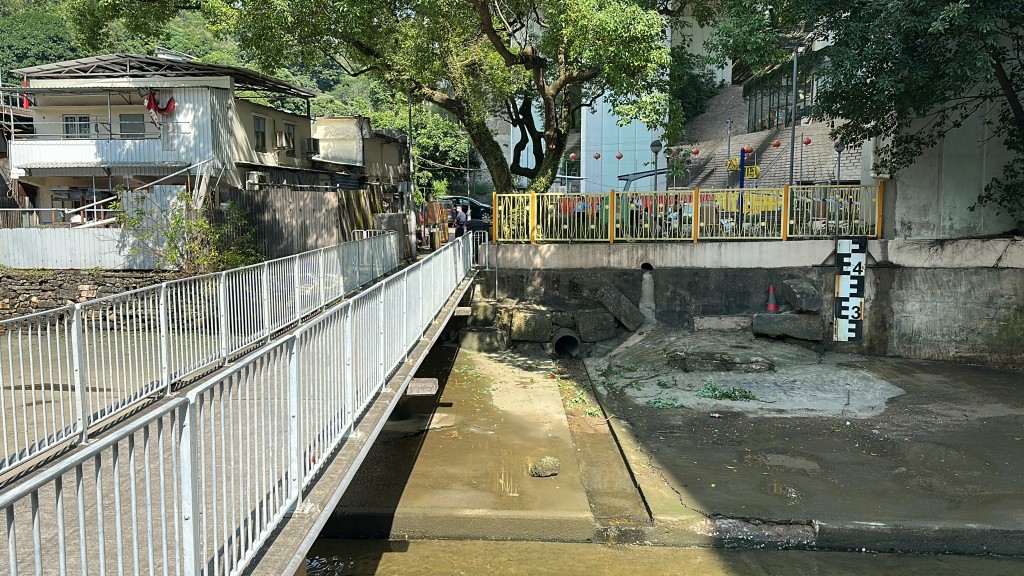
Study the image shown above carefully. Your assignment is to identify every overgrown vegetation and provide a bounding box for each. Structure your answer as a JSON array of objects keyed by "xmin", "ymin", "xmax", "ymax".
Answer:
[
  {"xmin": 113, "ymin": 189, "xmax": 262, "ymax": 274},
  {"xmin": 696, "ymin": 378, "xmax": 759, "ymax": 402}
]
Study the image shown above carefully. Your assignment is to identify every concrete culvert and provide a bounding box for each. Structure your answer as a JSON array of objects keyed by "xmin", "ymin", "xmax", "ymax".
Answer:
[
  {"xmin": 551, "ymin": 328, "xmax": 582, "ymax": 357},
  {"xmin": 640, "ymin": 262, "xmax": 654, "ymax": 271}
]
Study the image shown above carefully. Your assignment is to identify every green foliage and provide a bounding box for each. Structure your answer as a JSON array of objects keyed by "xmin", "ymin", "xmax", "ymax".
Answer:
[
  {"xmin": 114, "ymin": 189, "xmax": 262, "ymax": 274},
  {"xmin": 696, "ymin": 379, "xmax": 758, "ymax": 402},
  {"xmin": 67, "ymin": 0, "xmax": 671, "ymax": 195},
  {"xmin": 646, "ymin": 398, "xmax": 684, "ymax": 409},
  {"xmin": 0, "ymin": 6, "xmax": 79, "ymax": 85},
  {"xmin": 665, "ymin": 43, "xmax": 720, "ymax": 144},
  {"xmin": 706, "ymin": 0, "xmax": 1024, "ymax": 222}
]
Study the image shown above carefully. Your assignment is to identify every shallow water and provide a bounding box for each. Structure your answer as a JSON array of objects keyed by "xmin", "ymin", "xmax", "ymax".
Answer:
[{"xmin": 306, "ymin": 539, "xmax": 1024, "ymax": 576}]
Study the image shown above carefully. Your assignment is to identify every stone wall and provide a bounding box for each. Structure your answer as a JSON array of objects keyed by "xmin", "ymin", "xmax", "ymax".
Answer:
[{"xmin": 0, "ymin": 268, "xmax": 172, "ymax": 321}]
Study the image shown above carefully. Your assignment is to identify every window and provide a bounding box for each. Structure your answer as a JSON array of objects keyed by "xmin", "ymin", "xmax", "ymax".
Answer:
[
  {"xmin": 283, "ymin": 123, "xmax": 296, "ymax": 157},
  {"xmin": 119, "ymin": 114, "xmax": 146, "ymax": 139},
  {"xmin": 62, "ymin": 115, "xmax": 92, "ymax": 139},
  {"xmin": 253, "ymin": 116, "xmax": 267, "ymax": 152}
]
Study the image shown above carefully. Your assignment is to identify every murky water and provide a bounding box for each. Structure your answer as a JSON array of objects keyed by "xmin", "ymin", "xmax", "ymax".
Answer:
[{"xmin": 305, "ymin": 539, "xmax": 1023, "ymax": 575}]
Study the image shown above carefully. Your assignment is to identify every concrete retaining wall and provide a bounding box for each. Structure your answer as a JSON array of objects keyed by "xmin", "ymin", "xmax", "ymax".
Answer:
[{"xmin": 486, "ymin": 239, "xmax": 1024, "ymax": 369}]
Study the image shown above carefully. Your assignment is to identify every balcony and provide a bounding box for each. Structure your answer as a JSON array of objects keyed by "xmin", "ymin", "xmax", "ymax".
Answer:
[{"xmin": 9, "ymin": 118, "xmax": 198, "ymax": 175}]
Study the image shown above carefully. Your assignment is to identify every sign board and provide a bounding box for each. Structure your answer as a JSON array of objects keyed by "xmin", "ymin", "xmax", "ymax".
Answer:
[
  {"xmin": 726, "ymin": 158, "xmax": 740, "ymax": 171},
  {"xmin": 745, "ymin": 165, "xmax": 762, "ymax": 179},
  {"xmin": 834, "ymin": 237, "xmax": 866, "ymax": 342}
]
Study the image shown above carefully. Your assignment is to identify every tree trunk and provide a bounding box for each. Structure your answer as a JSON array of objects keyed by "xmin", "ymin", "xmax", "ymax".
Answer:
[
  {"xmin": 991, "ymin": 53, "xmax": 1024, "ymax": 146},
  {"xmin": 526, "ymin": 131, "xmax": 566, "ymax": 194},
  {"xmin": 465, "ymin": 118, "xmax": 515, "ymax": 194}
]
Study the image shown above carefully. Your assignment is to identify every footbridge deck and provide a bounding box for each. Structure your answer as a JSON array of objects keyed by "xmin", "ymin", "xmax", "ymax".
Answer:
[{"xmin": 1, "ymin": 232, "xmax": 484, "ymax": 575}]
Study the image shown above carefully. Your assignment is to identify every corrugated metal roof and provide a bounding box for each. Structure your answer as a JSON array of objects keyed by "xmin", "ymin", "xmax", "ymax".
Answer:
[{"xmin": 14, "ymin": 54, "xmax": 317, "ymax": 99}]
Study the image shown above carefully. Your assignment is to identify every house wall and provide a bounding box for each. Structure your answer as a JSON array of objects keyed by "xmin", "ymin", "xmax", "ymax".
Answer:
[
  {"xmin": 885, "ymin": 105, "xmax": 1018, "ymax": 239},
  {"xmin": 229, "ymin": 99, "xmax": 313, "ymax": 170}
]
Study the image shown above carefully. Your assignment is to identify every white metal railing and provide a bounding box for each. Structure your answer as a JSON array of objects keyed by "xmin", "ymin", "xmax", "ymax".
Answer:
[
  {"xmin": 0, "ymin": 233, "xmax": 479, "ymax": 575},
  {"xmin": 0, "ymin": 232, "xmax": 400, "ymax": 479},
  {"xmin": 14, "ymin": 119, "xmax": 191, "ymax": 141}
]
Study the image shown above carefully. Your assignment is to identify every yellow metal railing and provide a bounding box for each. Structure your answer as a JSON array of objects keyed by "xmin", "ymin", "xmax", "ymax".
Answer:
[{"xmin": 493, "ymin": 183, "xmax": 882, "ymax": 243}]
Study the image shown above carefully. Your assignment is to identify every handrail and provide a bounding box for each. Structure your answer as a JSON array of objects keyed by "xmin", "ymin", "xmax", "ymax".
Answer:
[
  {"xmin": 494, "ymin": 183, "xmax": 883, "ymax": 243},
  {"xmin": 0, "ymin": 232, "xmax": 479, "ymax": 576},
  {"xmin": 0, "ymin": 230, "xmax": 401, "ymax": 480}
]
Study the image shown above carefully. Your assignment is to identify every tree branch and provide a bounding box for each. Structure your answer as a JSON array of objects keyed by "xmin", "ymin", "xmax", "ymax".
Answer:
[{"xmin": 990, "ymin": 50, "xmax": 1024, "ymax": 145}]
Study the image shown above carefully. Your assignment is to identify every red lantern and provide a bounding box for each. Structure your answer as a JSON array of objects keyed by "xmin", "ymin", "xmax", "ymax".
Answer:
[
  {"xmin": 615, "ymin": 152, "xmax": 623, "ymax": 160},
  {"xmin": 771, "ymin": 140, "xmax": 781, "ymax": 148},
  {"xmin": 593, "ymin": 152, "xmax": 601, "ymax": 160},
  {"xmin": 802, "ymin": 137, "xmax": 812, "ymax": 145},
  {"xmin": 744, "ymin": 146, "xmax": 754, "ymax": 154},
  {"xmin": 569, "ymin": 153, "xmax": 578, "ymax": 161},
  {"xmin": 691, "ymin": 148, "xmax": 700, "ymax": 156}
]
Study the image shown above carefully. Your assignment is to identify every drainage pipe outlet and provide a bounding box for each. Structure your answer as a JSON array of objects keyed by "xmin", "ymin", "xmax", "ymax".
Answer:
[{"xmin": 551, "ymin": 328, "xmax": 582, "ymax": 357}]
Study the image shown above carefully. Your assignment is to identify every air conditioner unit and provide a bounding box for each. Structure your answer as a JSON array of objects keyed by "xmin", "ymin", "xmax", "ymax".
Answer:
[
  {"xmin": 303, "ymin": 138, "xmax": 320, "ymax": 156},
  {"xmin": 246, "ymin": 171, "xmax": 267, "ymax": 185}
]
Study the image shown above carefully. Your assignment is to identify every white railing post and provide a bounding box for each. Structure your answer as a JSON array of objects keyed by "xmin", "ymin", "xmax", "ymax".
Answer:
[
  {"xmin": 293, "ymin": 257, "xmax": 302, "ymax": 322},
  {"xmin": 159, "ymin": 283, "xmax": 171, "ymax": 394},
  {"xmin": 343, "ymin": 304, "xmax": 355, "ymax": 430},
  {"xmin": 71, "ymin": 305, "xmax": 88, "ymax": 443},
  {"xmin": 377, "ymin": 286, "xmax": 385, "ymax": 388},
  {"xmin": 401, "ymin": 269, "xmax": 409, "ymax": 361},
  {"xmin": 287, "ymin": 334, "xmax": 303, "ymax": 504},
  {"xmin": 418, "ymin": 259, "xmax": 425, "ymax": 335},
  {"xmin": 261, "ymin": 261, "xmax": 271, "ymax": 340},
  {"xmin": 178, "ymin": 402, "xmax": 202, "ymax": 576},
  {"xmin": 218, "ymin": 271, "xmax": 229, "ymax": 363},
  {"xmin": 317, "ymin": 249, "xmax": 326, "ymax": 311}
]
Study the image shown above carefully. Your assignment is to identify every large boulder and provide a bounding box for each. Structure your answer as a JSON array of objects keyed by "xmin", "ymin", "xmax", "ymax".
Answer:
[
  {"xmin": 460, "ymin": 327, "xmax": 509, "ymax": 352},
  {"xmin": 467, "ymin": 301, "xmax": 498, "ymax": 326},
  {"xmin": 667, "ymin": 351, "xmax": 775, "ymax": 373},
  {"xmin": 597, "ymin": 286, "xmax": 645, "ymax": 331},
  {"xmin": 781, "ymin": 279, "xmax": 823, "ymax": 313},
  {"xmin": 510, "ymin": 309, "xmax": 553, "ymax": 342},
  {"xmin": 574, "ymin": 309, "xmax": 621, "ymax": 342},
  {"xmin": 752, "ymin": 313, "xmax": 825, "ymax": 341}
]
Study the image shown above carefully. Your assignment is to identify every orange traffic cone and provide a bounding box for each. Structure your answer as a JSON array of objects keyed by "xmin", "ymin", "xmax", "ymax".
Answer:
[{"xmin": 767, "ymin": 284, "xmax": 779, "ymax": 313}]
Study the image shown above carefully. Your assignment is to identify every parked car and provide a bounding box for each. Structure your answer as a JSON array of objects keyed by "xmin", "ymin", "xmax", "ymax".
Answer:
[{"xmin": 439, "ymin": 195, "xmax": 493, "ymax": 223}]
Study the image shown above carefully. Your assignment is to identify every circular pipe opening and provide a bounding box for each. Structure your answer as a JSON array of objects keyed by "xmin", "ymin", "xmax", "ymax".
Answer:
[
  {"xmin": 552, "ymin": 328, "xmax": 582, "ymax": 358},
  {"xmin": 640, "ymin": 262, "xmax": 654, "ymax": 271}
]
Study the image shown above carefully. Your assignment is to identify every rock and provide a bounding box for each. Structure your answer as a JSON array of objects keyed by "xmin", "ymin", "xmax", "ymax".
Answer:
[
  {"xmin": 667, "ymin": 351, "xmax": 775, "ymax": 373},
  {"xmin": 573, "ymin": 309, "xmax": 621, "ymax": 342},
  {"xmin": 752, "ymin": 313, "xmax": 825, "ymax": 341},
  {"xmin": 781, "ymin": 279, "xmax": 823, "ymax": 313},
  {"xmin": 467, "ymin": 301, "xmax": 498, "ymax": 326},
  {"xmin": 460, "ymin": 327, "xmax": 509, "ymax": 352},
  {"xmin": 597, "ymin": 286, "xmax": 645, "ymax": 331},
  {"xmin": 550, "ymin": 310, "xmax": 577, "ymax": 329},
  {"xmin": 694, "ymin": 316, "xmax": 752, "ymax": 331},
  {"xmin": 529, "ymin": 456, "xmax": 561, "ymax": 478},
  {"xmin": 510, "ymin": 309, "xmax": 553, "ymax": 342}
]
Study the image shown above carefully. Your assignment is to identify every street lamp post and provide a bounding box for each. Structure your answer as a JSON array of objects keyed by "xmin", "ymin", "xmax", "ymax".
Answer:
[
  {"xmin": 787, "ymin": 41, "xmax": 801, "ymax": 186},
  {"xmin": 650, "ymin": 140, "xmax": 663, "ymax": 191},
  {"xmin": 725, "ymin": 118, "xmax": 733, "ymax": 188}
]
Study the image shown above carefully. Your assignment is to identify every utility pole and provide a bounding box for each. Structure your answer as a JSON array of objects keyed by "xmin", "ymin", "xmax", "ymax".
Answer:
[{"xmin": 788, "ymin": 42, "xmax": 800, "ymax": 186}]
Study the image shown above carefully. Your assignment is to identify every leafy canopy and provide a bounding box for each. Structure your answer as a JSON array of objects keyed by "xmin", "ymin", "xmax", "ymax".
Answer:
[
  {"xmin": 706, "ymin": 0, "xmax": 1024, "ymax": 221},
  {"xmin": 68, "ymin": 0, "xmax": 671, "ymax": 194}
]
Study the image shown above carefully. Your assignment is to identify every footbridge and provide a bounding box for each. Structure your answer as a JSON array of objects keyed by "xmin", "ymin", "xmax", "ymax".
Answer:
[{"xmin": 0, "ymin": 231, "xmax": 485, "ymax": 575}]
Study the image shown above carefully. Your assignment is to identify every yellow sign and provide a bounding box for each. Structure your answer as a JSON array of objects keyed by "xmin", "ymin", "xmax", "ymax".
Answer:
[
  {"xmin": 745, "ymin": 165, "xmax": 762, "ymax": 179},
  {"xmin": 726, "ymin": 158, "xmax": 740, "ymax": 171}
]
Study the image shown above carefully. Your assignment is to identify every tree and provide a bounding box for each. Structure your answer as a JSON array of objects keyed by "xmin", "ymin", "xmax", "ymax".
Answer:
[
  {"xmin": 0, "ymin": 6, "xmax": 79, "ymax": 85},
  {"xmin": 66, "ymin": 0, "xmax": 670, "ymax": 194},
  {"xmin": 705, "ymin": 1, "xmax": 1024, "ymax": 221}
]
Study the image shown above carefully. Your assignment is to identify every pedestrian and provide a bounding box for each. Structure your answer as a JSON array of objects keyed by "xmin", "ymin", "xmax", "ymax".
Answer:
[
  {"xmin": 454, "ymin": 206, "xmax": 467, "ymax": 238},
  {"xmin": 628, "ymin": 193, "xmax": 643, "ymax": 238},
  {"xmin": 573, "ymin": 195, "xmax": 590, "ymax": 238}
]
